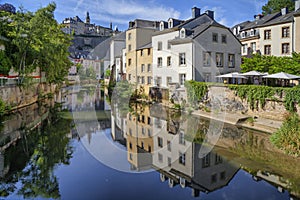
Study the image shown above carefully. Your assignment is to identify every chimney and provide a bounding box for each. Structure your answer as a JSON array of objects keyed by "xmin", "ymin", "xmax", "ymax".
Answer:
[
  {"xmin": 205, "ymin": 10, "xmax": 214, "ymax": 20},
  {"xmin": 281, "ymin": 7, "xmax": 288, "ymax": 15},
  {"xmin": 192, "ymin": 7, "xmax": 201, "ymax": 18},
  {"xmin": 254, "ymin": 14, "xmax": 263, "ymax": 20},
  {"xmin": 129, "ymin": 21, "xmax": 135, "ymax": 28},
  {"xmin": 296, "ymin": 0, "xmax": 300, "ymax": 11}
]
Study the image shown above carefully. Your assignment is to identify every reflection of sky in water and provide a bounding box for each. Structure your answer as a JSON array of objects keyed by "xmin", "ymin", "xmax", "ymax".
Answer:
[{"xmin": 50, "ymin": 137, "xmax": 290, "ymax": 200}]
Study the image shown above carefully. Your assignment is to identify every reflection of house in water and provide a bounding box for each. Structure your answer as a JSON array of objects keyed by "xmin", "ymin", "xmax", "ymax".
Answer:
[
  {"xmin": 111, "ymin": 103, "xmax": 127, "ymax": 146},
  {"xmin": 61, "ymin": 86, "xmax": 109, "ymax": 111},
  {"xmin": 126, "ymin": 104, "xmax": 154, "ymax": 171},
  {"xmin": 150, "ymin": 104, "xmax": 239, "ymax": 197}
]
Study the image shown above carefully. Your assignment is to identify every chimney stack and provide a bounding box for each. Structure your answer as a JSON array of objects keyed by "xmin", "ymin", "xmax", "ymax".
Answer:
[
  {"xmin": 281, "ymin": 7, "xmax": 288, "ymax": 15},
  {"xmin": 192, "ymin": 7, "xmax": 201, "ymax": 18},
  {"xmin": 296, "ymin": 0, "xmax": 300, "ymax": 11},
  {"xmin": 205, "ymin": 10, "xmax": 214, "ymax": 20}
]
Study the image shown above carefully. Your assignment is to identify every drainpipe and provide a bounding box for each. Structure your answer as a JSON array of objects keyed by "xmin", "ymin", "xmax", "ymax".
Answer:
[{"xmin": 292, "ymin": 19, "xmax": 295, "ymax": 53}]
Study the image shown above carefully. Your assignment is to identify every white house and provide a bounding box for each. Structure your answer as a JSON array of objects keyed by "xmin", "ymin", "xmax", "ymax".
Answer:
[{"xmin": 152, "ymin": 7, "xmax": 241, "ymax": 91}]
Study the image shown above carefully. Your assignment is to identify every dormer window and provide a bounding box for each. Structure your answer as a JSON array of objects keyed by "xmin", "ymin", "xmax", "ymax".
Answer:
[
  {"xmin": 180, "ymin": 28, "xmax": 186, "ymax": 38},
  {"xmin": 241, "ymin": 31, "xmax": 246, "ymax": 38},
  {"xmin": 237, "ymin": 26, "xmax": 241, "ymax": 34},
  {"xmin": 168, "ymin": 19, "xmax": 173, "ymax": 28},
  {"xmin": 233, "ymin": 28, "xmax": 237, "ymax": 35},
  {"xmin": 160, "ymin": 22, "xmax": 164, "ymax": 31},
  {"xmin": 250, "ymin": 29, "xmax": 255, "ymax": 36}
]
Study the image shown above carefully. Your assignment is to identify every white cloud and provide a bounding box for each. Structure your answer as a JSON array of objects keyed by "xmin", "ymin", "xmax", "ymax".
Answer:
[{"xmin": 202, "ymin": 6, "xmax": 231, "ymax": 27}]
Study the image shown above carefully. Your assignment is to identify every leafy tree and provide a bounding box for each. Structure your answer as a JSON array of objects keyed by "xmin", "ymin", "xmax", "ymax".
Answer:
[
  {"xmin": 241, "ymin": 53, "xmax": 300, "ymax": 75},
  {"xmin": 86, "ymin": 66, "xmax": 96, "ymax": 79},
  {"xmin": 262, "ymin": 0, "xmax": 295, "ymax": 15},
  {"xmin": 7, "ymin": 3, "xmax": 72, "ymax": 84}
]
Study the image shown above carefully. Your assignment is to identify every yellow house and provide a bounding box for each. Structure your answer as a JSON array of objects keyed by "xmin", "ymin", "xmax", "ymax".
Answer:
[
  {"xmin": 125, "ymin": 19, "xmax": 159, "ymax": 96},
  {"xmin": 136, "ymin": 44, "xmax": 153, "ymax": 96},
  {"xmin": 126, "ymin": 104, "xmax": 154, "ymax": 171}
]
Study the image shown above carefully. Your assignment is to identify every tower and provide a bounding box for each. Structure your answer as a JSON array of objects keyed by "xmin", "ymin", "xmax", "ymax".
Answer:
[{"xmin": 86, "ymin": 11, "xmax": 90, "ymax": 24}]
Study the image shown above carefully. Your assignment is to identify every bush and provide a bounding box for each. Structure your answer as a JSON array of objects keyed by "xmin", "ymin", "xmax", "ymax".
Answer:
[{"xmin": 270, "ymin": 113, "xmax": 300, "ymax": 156}]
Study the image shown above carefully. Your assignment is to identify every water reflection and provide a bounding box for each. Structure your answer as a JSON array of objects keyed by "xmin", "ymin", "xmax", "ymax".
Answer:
[{"xmin": 111, "ymin": 102, "xmax": 300, "ymax": 199}]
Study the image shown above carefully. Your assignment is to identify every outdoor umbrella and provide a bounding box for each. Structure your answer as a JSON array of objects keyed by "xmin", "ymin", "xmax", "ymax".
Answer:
[
  {"xmin": 263, "ymin": 72, "xmax": 300, "ymax": 80},
  {"xmin": 242, "ymin": 71, "xmax": 264, "ymax": 76}
]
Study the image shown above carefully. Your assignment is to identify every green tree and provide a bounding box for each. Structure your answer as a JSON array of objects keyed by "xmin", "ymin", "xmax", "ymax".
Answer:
[
  {"xmin": 7, "ymin": 3, "xmax": 72, "ymax": 84},
  {"xmin": 262, "ymin": 0, "xmax": 295, "ymax": 15},
  {"xmin": 86, "ymin": 66, "xmax": 96, "ymax": 79}
]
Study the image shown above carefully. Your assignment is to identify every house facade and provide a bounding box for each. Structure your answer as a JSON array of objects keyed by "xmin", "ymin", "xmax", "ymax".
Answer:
[
  {"xmin": 152, "ymin": 7, "xmax": 241, "ymax": 91},
  {"xmin": 232, "ymin": 0, "xmax": 300, "ymax": 57},
  {"xmin": 125, "ymin": 19, "xmax": 159, "ymax": 94}
]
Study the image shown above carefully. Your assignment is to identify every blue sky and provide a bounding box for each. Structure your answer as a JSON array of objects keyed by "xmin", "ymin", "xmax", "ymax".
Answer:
[{"xmin": 3, "ymin": 0, "xmax": 268, "ymax": 30}]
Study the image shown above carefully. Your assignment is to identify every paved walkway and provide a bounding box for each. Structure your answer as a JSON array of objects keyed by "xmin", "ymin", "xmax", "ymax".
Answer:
[{"xmin": 191, "ymin": 110, "xmax": 282, "ymax": 134}]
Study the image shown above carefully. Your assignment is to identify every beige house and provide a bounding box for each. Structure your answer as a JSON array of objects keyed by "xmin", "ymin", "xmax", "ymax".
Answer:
[
  {"xmin": 125, "ymin": 19, "xmax": 159, "ymax": 95},
  {"xmin": 126, "ymin": 105, "xmax": 154, "ymax": 171},
  {"xmin": 232, "ymin": 0, "xmax": 300, "ymax": 57},
  {"xmin": 136, "ymin": 44, "xmax": 153, "ymax": 95}
]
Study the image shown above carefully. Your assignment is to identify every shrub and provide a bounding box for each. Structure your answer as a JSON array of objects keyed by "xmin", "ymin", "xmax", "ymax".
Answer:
[{"xmin": 270, "ymin": 113, "xmax": 300, "ymax": 156}]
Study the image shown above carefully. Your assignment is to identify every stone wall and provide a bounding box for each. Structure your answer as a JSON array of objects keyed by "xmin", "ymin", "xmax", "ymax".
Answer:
[
  {"xmin": 0, "ymin": 83, "xmax": 57, "ymax": 109},
  {"xmin": 205, "ymin": 86, "xmax": 299, "ymax": 121}
]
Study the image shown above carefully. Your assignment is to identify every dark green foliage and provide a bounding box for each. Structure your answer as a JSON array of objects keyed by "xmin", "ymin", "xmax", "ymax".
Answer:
[
  {"xmin": 262, "ymin": 0, "xmax": 295, "ymax": 15},
  {"xmin": 271, "ymin": 113, "xmax": 300, "ymax": 156},
  {"xmin": 241, "ymin": 53, "xmax": 300, "ymax": 75}
]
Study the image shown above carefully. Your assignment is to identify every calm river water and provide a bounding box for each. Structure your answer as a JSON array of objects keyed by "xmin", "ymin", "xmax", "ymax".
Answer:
[{"xmin": 0, "ymin": 86, "xmax": 299, "ymax": 200}]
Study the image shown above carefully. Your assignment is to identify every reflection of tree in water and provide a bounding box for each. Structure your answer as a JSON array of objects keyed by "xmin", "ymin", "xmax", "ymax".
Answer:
[{"xmin": 0, "ymin": 106, "xmax": 73, "ymax": 199}]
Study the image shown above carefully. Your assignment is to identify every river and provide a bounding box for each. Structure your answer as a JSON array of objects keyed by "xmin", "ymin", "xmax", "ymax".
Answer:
[{"xmin": 0, "ymin": 85, "xmax": 299, "ymax": 200}]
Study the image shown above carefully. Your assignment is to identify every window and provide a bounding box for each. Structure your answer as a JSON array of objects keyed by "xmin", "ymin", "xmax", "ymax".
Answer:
[
  {"xmin": 179, "ymin": 74, "xmax": 186, "ymax": 85},
  {"xmin": 204, "ymin": 73, "xmax": 211, "ymax": 82},
  {"xmin": 180, "ymin": 29, "xmax": 185, "ymax": 38},
  {"xmin": 220, "ymin": 171, "xmax": 226, "ymax": 180},
  {"xmin": 168, "ymin": 157, "xmax": 172, "ymax": 167},
  {"xmin": 212, "ymin": 33, "xmax": 218, "ymax": 42},
  {"xmin": 211, "ymin": 174, "xmax": 217, "ymax": 183},
  {"xmin": 179, "ymin": 53, "xmax": 186, "ymax": 65},
  {"xmin": 264, "ymin": 45, "xmax": 271, "ymax": 55},
  {"xmin": 156, "ymin": 77, "xmax": 162, "ymax": 86},
  {"xmin": 148, "ymin": 129, "xmax": 151, "ymax": 137},
  {"xmin": 129, "ymin": 153, "xmax": 133, "ymax": 160},
  {"xmin": 228, "ymin": 54, "xmax": 235, "ymax": 68},
  {"xmin": 147, "ymin": 64, "xmax": 151, "ymax": 72},
  {"xmin": 148, "ymin": 117, "xmax": 151, "ymax": 125},
  {"xmin": 221, "ymin": 35, "xmax": 227, "ymax": 44},
  {"xmin": 167, "ymin": 56, "xmax": 171, "ymax": 66},
  {"xmin": 167, "ymin": 141, "xmax": 171, "ymax": 151},
  {"xmin": 160, "ymin": 23, "xmax": 164, "ymax": 31},
  {"xmin": 215, "ymin": 154, "xmax": 223, "ymax": 165},
  {"xmin": 141, "ymin": 142, "xmax": 144, "ymax": 149},
  {"xmin": 141, "ymin": 64, "xmax": 145, "ymax": 72},
  {"xmin": 147, "ymin": 76, "xmax": 152, "ymax": 84},
  {"xmin": 167, "ymin": 77, "xmax": 172, "ymax": 86},
  {"xmin": 128, "ymin": 74, "xmax": 131, "ymax": 81},
  {"xmin": 128, "ymin": 44, "xmax": 132, "ymax": 51},
  {"xmin": 179, "ymin": 152, "xmax": 186, "ymax": 165},
  {"xmin": 128, "ymin": 58, "xmax": 132, "ymax": 66},
  {"xmin": 179, "ymin": 131, "xmax": 185, "ymax": 145},
  {"xmin": 148, "ymin": 146, "xmax": 151, "ymax": 152},
  {"xmin": 142, "ymin": 127, "xmax": 145, "ymax": 135},
  {"xmin": 129, "ymin": 142, "xmax": 132, "ymax": 149},
  {"xmin": 137, "ymin": 76, "xmax": 141, "ymax": 84},
  {"xmin": 158, "ymin": 137, "xmax": 163, "ymax": 147},
  {"xmin": 216, "ymin": 53, "xmax": 223, "ymax": 67},
  {"xmin": 158, "ymin": 41, "xmax": 162, "ymax": 51},
  {"xmin": 282, "ymin": 43, "xmax": 289, "ymax": 54},
  {"xmin": 167, "ymin": 41, "xmax": 171, "ymax": 49},
  {"xmin": 141, "ymin": 76, "xmax": 145, "ymax": 84},
  {"xmin": 141, "ymin": 115, "xmax": 145, "ymax": 123},
  {"xmin": 168, "ymin": 20, "xmax": 173, "ymax": 28},
  {"xmin": 129, "ymin": 128, "xmax": 132, "ymax": 136},
  {"xmin": 264, "ymin": 30, "xmax": 271, "ymax": 40},
  {"xmin": 242, "ymin": 44, "xmax": 248, "ymax": 54},
  {"xmin": 282, "ymin": 27, "xmax": 290, "ymax": 38},
  {"xmin": 202, "ymin": 153, "xmax": 210, "ymax": 168},
  {"xmin": 140, "ymin": 49, "xmax": 143, "ymax": 56},
  {"xmin": 241, "ymin": 31, "xmax": 246, "ymax": 38},
  {"xmin": 158, "ymin": 153, "xmax": 163, "ymax": 162},
  {"xmin": 203, "ymin": 52, "xmax": 211, "ymax": 66},
  {"xmin": 251, "ymin": 42, "xmax": 256, "ymax": 52},
  {"xmin": 157, "ymin": 57, "xmax": 163, "ymax": 67},
  {"xmin": 148, "ymin": 48, "xmax": 151, "ymax": 55},
  {"xmin": 250, "ymin": 29, "xmax": 255, "ymax": 36},
  {"xmin": 128, "ymin": 33, "xmax": 131, "ymax": 40}
]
